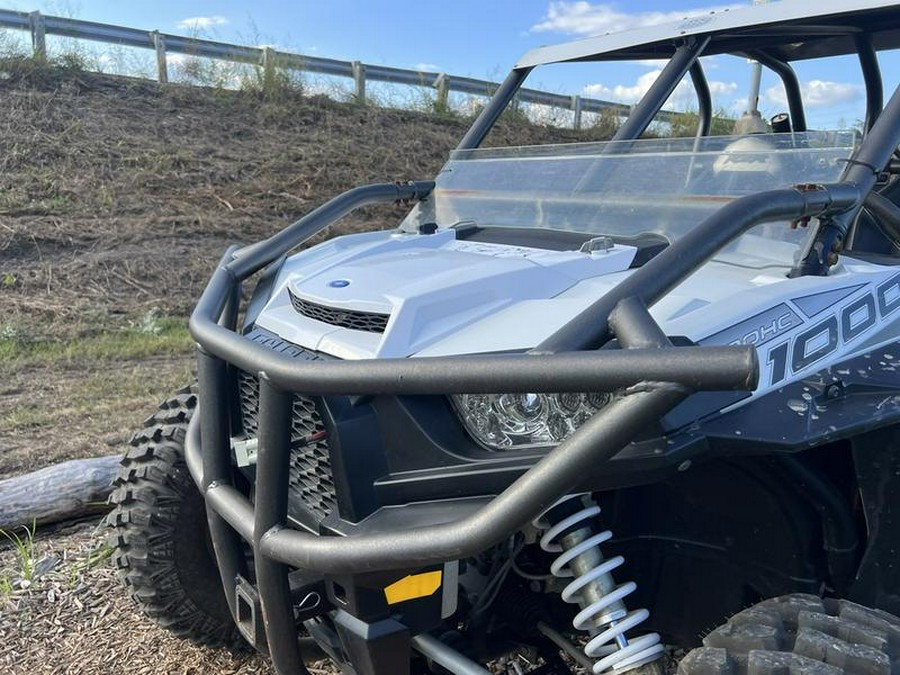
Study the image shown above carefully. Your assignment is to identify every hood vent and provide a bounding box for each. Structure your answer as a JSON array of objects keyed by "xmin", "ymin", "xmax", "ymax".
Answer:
[{"xmin": 288, "ymin": 288, "xmax": 390, "ymax": 333}]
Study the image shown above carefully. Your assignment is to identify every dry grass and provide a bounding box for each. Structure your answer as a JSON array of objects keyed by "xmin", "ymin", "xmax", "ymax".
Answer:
[
  {"xmin": 0, "ymin": 62, "xmax": 469, "ymax": 478},
  {"xmin": 0, "ymin": 521, "xmax": 282, "ymax": 674},
  {"xmin": 0, "ymin": 59, "xmax": 582, "ymax": 478},
  {"xmin": 0, "ymin": 60, "xmax": 607, "ymax": 674}
]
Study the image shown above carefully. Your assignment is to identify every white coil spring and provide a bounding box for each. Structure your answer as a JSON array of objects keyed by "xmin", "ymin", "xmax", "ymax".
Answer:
[{"xmin": 533, "ymin": 495, "xmax": 664, "ymax": 674}]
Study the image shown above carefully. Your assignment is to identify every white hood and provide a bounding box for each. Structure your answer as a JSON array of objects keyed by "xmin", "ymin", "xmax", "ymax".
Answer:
[{"xmin": 255, "ymin": 229, "xmax": 638, "ymax": 358}]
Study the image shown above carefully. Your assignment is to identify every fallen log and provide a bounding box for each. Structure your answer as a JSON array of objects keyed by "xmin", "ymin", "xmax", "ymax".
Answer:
[{"xmin": 0, "ymin": 455, "xmax": 121, "ymax": 530}]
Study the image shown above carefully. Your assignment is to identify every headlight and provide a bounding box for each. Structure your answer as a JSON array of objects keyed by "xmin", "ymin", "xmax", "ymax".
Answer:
[{"xmin": 451, "ymin": 392, "xmax": 613, "ymax": 451}]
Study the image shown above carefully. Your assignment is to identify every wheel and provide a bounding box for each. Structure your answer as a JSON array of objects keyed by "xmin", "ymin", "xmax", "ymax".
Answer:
[
  {"xmin": 678, "ymin": 594, "xmax": 900, "ymax": 675},
  {"xmin": 106, "ymin": 386, "xmax": 240, "ymax": 646}
]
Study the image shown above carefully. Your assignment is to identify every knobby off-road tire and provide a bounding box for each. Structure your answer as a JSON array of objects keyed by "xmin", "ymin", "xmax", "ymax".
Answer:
[
  {"xmin": 107, "ymin": 387, "xmax": 240, "ymax": 646},
  {"xmin": 678, "ymin": 594, "xmax": 900, "ymax": 675}
]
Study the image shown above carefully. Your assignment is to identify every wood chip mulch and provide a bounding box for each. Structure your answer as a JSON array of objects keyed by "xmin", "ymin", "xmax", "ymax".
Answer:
[{"xmin": 0, "ymin": 520, "xmax": 339, "ymax": 675}]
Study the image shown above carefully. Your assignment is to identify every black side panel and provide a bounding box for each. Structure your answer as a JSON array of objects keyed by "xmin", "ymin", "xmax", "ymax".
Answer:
[
  {"xmin": 453, "ymin": 224, "xmax": 592, "ymax": 250},
  {"xmin": 453, "ymin": 224, "xmax": 669, "ymax": 265},
  {"xmin": 849, "ymin": 425, "xmax": 900, "ymax": 616},
  {"xmin": 602, "ymin": 456, "xmax": 826, "ymax": 646},
  {"xmin": 242, "ymin": 257, "xmax": 285, "ymax": 332}
]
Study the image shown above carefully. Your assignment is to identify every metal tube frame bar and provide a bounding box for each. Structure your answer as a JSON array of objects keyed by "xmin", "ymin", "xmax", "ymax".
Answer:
[
  {"xmin": 192, "ymin": 185, "xmax": 759, "ymax": 396},
  {"xmin": 794, "ymin": 79, "xmax": 900, "ymax": 272},
  {"xmin": 185, "ymin": 98, "xmax": 900, "ymax": 675},
  {"xmin": 535, "ymin": 182, "xmax": 860, "ymax": 352},
  {"xmin": 411, "ymin": 634, "xmax": 493, "ymax": 675},
  {"xmin": 184, "ymin": 48, "xmax": 900, "ymax": 675},
  {"xmin": 855, "ymin": 34, "xmax": 883, "ymax": 134},
  {"xmin": 456, "ymin": 69, "xmax": 530, "ymax": 150},
  {"xmin": 689, "ymin": 61, "xmax": 712, "ymax": 137},
  {"xmin": 747, "ymin": 51, "xmax": 807, "ymax": 132},
  {"xmin": 198, "ymin": 349, "xmax": 249, "ymax": 620},
  {"xmin": 612, "ymin": 38, "xmax": 710, "ymax": 142},
  {"xmin": 186, "ymin": 173, "xmax": 878, "ymax": 583},
  {"xmin": 184, "ymin": 184, "xmax": 863, "ymax": 674},
  {"xmin": 188, "ymin": 300, "xmax": 700, "ymax": 574},
  {"xmin": 255, "ymin": 378, "xmax": 309, "ymax": 675}
]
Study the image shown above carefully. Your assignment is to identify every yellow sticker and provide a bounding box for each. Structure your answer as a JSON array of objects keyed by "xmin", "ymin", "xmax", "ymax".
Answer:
[{"xmin": 384, "ymin": 570, "xmax": 443, "ymax": 605}]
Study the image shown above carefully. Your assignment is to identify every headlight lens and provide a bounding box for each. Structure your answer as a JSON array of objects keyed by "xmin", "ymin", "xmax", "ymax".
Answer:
[{"xmin": 451, "ymin": 392, "xmax": 612, "ymax": 451}]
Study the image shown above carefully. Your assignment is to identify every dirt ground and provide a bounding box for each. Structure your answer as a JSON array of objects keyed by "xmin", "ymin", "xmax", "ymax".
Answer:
[
  {"xmin": 0, "ymin": 62, "xmax": 467, "ymax": 480},
  {"xmin": 0, "ymin": 59, "xmax": 576, "ymax": 480},
  {"xmin": 0, "ymin": 520, "xmax": 280, "ymax": 674},
  {"xmin": 0, "ymin": 62, "xmax": 584, "ymax": 673}
]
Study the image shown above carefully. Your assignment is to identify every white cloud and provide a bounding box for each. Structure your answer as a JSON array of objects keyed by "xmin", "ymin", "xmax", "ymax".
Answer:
[
  {"xmin": 415, "ymin": 63, "xmax": 441, "ymax": 72},
  {"xmin": 532, "ymin": 1, "xmax": 742, "ymax": 36},
  {"xmin": 176, "ymin": 16, "xmax": 229, "ymax": 31},
  {"xmin": 584, "ymin": 69, "xmax": 737, "ymax": 107},
  {"xmin": 708, "ymin": 79, "xmax": 737, "ymax": 94},
  {"xmin": 584, "ymin": 70, "xmax": 661, "ymax": 103},
  {"xmin": 764, "ymin": 81, "xmax": 863, "ymax": 109}
]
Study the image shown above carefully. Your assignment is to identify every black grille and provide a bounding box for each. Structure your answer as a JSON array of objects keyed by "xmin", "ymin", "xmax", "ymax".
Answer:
[
  {"xmin": 237, "ymin": 329, "xmax": 335, "ymax": 521},
  {"xmin": 288, "ymin": 288, "xmax": 390, "ymax": 333}
]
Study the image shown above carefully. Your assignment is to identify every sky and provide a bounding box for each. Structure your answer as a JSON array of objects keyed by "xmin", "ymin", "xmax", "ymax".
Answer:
[{"xmin": 6, "ymin": 0, "xmax": 899, "ymax": 129}]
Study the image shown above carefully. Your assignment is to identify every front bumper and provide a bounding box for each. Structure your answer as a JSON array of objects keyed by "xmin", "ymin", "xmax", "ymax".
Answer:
[{"xmin": 186, "ymin": 181, "xmax": 765, "ymax": 674}]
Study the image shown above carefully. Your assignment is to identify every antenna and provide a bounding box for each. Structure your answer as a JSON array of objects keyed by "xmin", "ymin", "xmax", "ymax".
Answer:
[{"xmin": 734, "ymin": 0, "xmax": 770, "ymax": 133}]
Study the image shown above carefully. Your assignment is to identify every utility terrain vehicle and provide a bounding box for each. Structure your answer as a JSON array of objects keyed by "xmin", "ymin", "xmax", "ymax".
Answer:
[{"xmin": 109, "ymin": 1, "xmax": 900, "ymax": 673}]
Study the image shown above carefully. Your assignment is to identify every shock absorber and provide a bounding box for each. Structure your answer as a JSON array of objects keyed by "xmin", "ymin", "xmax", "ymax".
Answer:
[{"xmin": 533, "ymin": 494, "xmax": 664, "ymax": 674}]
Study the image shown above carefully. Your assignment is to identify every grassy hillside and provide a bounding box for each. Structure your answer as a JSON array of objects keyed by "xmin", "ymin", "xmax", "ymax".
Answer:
[
  {"xmin": 0, "ymin": 59, "xmax": 595, "ymax": 479},
  {"xmin": 0, "ymin": 58, "xmax": 662, "ymax": 675}
]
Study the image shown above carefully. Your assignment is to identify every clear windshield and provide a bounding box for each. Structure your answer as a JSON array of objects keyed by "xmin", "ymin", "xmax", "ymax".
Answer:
[{"xmin": 402, "ymin": 131, "xmax": 857, "ymax": 268}]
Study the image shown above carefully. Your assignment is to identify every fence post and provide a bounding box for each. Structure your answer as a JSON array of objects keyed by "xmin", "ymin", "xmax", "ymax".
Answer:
[
  {"xmin": 352, "ymin": 61, "xmax": 366, "ymax": 105},
  {"xmin": 572, "ymin": 95, "xmax": 583, "ymax": 130},
  {"xmin": 151, "ymin": 31, "xmax": 168, "ymax": 83},
  {"xmin": 434, "ymin": 73, "xmax": 449, "ymax": 112},
  {"xmin": 262, "ymin": 46, "xmax": 276, "ymax": 91},
  {"xmin": 29, "ymin": 11, "xmax": 46, "ymax": 61}
]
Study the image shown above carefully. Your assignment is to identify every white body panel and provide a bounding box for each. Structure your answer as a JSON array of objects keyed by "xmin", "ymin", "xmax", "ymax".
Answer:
[
  {"xmin": 257, "ymin": 229, "xmax": 637, "ymax": 358},
  {"xmin": 516, "ymin": 0, "xmax": 900, "ymax": 68},
  {"xmin": 255, "ymin": 227, "xmax": 900, "ymax": 410}
]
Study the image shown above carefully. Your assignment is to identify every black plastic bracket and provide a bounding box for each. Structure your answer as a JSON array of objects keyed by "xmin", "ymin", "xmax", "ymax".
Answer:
[
  {"xmin": 789, "ymin": 217, "xmax": 845, "ymax": 277},
  {"xmin": 333, "ymin": 610, "xmax": 411, "ymax": 675}
]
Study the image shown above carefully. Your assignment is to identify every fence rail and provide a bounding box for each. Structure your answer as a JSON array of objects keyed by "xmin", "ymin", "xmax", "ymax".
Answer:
[{"xmin": 0, "ymin": 9, "xmax": 665, "ymax": 128}]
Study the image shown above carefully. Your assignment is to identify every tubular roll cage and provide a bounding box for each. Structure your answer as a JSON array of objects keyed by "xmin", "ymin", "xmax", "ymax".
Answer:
[{"xmin": 185, "ymin": 40, "xmax": 900, "ymax": 675}]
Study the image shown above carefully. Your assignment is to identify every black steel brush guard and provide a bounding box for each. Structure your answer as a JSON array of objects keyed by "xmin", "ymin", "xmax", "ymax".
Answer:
[
  {"xmin": 183, "ymin": 68, "xmax": 900, "ymax": 672},
  {"xmin": 183, "ymin": 181, "xmax": 869, "ymax": 673}
]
